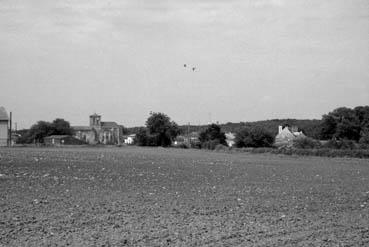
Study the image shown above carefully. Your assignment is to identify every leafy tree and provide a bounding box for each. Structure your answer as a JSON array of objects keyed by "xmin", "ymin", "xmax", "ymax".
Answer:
[
  {"xmin": 335, "ymin": 119, "xmax": 361, "ymax": 141},
  {"xmin": 27, "ymin": 121, "xmax": 54, "ymax": 143},
  {"xmin": 359, "ymin": 128, "xmax": 369, "ymax": 147},
  {"xmin": 120, "ymin": 126, "xmax": 129, "ymax": 135},
  {"xmin": 235, "ymin": 127, "xmax": 274, "ymax": 148},
  {"xmin": 135, "ymin": 128, "xmax": 149, "ymax": 146},
  {"xmin": 136, "ymin": 112, "xmax": 180, "ymax": 147},
  {"xmin": 199, "ymin": 124, "xmax": 226, "ymax": 149},
  {"xmin": 217, "ymin": 119, "xmax": 322, "ymax": 138},
  {"xmin": 354, "ymin": 106, "xmax": 369, "ymax": 127},
  {"xmin": 52, "ymin": 118, "xmax": 74, "ymax": 135},
  {"xmin": 320, "ymin": 114, "xmax": 337, "ymax": 140},
  {"xmin": 15, "ymin": 129, "xmax": 30, "ymax": 144},
  {"xmin": 292, "ymin": 137, "xmax": 321, "ymax": 149},
  {"xmin": 320, "ymin": 106, "xmax": 368, "ymax": 141}
]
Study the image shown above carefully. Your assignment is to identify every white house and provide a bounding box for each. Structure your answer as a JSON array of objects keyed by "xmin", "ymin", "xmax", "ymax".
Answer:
[
  {"xmin": 124, "ymin": 134, "xmax": 136, "ymax": 145},
  {"xmin": 225, "ymin": 132, "xmax": 236, "ymax": 147},
  {"xmin": 275, "ymin": 125, "xmax": 305, "ymax": 147}
]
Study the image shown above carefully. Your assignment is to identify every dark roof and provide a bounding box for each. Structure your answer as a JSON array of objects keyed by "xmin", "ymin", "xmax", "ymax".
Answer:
[
  {"xmin": 189, "ymin": 132, "xmax": 199, "ymax": 137},
  {"xmin": 0, "ymin": 107, "xmax": 9, "ymax": 121},
  {"xmin": 123, "ymin": 134, "xmax": 136, "ymax": 138},
  {"xmin": 101, "ymin": 121, "xmax": 119, "ymax": 128},
  {"xmin": 44, "ymin": 135, "xmax": 70, "ymax": 139},
  {"xmin": 73, "ymin": 126, "xmax": 92, "ymax": 131}
]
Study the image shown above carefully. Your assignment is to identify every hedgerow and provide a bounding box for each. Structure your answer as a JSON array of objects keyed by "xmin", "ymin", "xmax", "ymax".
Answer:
[{"xmin": 228, "ymin": 147, "xmax": 369, "ymax": 159}]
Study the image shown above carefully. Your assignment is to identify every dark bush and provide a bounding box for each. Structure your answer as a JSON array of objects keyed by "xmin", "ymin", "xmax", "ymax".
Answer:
[
  {"xmin": 323, "ymin": 139, "xmax": 357, "ymax": 149},
  {"xmin": 359, "ymin": 128, "xmax": 369, "ymax": 149},
  {"xmin": 250, "ymin": 147, "xmax": 274, "ymax": 154},
  {"xmin": 293, "ymin": 137, "xmax": 321, "ymax": 149},
  {"xmin": 190, "ymin": 141, "xmax": 202, "ymax": 149},
  {"xmin": 199, "ymin": 124, "xmax": 227, "ymax": 149},
  {"xmin": 175, "ymin": 143, "xmax": 189, "ymax": 149},
  {"xmin": 235, "ymin": 127, "xmax": 274, "ymax": 148},
  {"xmin": 359, "ymin": 142, "xmax": 369, "ymax": 149},
  {"xmin": 232, "ymin": 146, "xmax": 369, "ymax": 158},
  {"xmin": 214, "ymin": 144, "xmax": 229, "ymax": 152},
  {"xmin": 135, "ymin": 128, "xmax": 149, "ymax": 146},
  {"xmin": 201, "ymin": 140, "xmax": 221, "ymax": 150}
]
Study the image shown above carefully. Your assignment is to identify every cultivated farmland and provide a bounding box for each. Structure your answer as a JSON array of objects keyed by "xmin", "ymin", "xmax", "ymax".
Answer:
[{"xmin": 0, "ymin": 147, "xmax": 368, "ymax": 246}]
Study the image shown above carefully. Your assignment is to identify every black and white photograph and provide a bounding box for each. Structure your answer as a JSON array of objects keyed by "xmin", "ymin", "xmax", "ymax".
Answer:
[{"xmin": 1, "ymin": 0, "xmax": 369, "ymax": 246}]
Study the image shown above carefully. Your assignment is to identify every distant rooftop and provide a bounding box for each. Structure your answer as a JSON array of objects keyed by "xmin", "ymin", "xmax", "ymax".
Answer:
[
  {"xmin": 101, "ymin": 121, "xmax": 119, "ymax": 128},
  {"xmin": 44, "ymin": 135, "xmax": 70, "ymax": 139},
  {"xmin": 0, "ymin": 106, "xmax": 9, "ymax": 121}
]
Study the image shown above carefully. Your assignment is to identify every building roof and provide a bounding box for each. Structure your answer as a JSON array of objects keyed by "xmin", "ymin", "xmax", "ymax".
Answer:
[
  {"xmin": 44, "ymin": 135, "xmax": 70, "ymax": 139},
  {"xmin": 293, "ymin": 131, "xmax": 306, "ymax": 138},
  {"xmin": 276, "ymin": 127, "xmax": 295, "ymax": 139},
  {"xmin": 101, "ymin": 121, "xmax": 119, "ymax": 129},
  {"xmin": 0, "ymin": 106, "xmax": 9, "ymax": 121},
  {"xmin": 189, "ymin": 132, "xmax": 199, "ymax": 138},
  {"xmin": 123, "ymin": 134, "xmax": 136, "ymax": 138}
]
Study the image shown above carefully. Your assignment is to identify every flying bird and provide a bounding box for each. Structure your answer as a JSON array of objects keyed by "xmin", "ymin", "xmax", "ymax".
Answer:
[{"xmin": 183, "ymin": 64, "xmax": 198, "ymax": 71}]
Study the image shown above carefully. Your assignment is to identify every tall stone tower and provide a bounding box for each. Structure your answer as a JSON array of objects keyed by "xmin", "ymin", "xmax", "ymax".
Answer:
[{"xmin": 89, "ymin": 113, "xmax": 101, "ymax": 129}]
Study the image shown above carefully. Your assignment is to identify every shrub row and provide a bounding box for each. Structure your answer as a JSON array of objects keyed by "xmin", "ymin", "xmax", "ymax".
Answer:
[{"xmin": 232, "ymin": 147, "xmax": 369, "ymax": 159}]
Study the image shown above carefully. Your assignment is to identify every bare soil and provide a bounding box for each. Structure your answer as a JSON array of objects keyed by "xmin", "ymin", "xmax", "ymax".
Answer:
[{"xmin": 0, "ymin": 147, "xmax": 368, "ymax": 246}]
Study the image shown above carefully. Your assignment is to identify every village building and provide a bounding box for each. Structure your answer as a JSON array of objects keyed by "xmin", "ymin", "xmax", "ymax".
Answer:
[
  {"xmin": 275, "ymin": 125, "xmax": 305, "ymax": 147},
  {"xmin": 44, "ymin": 135, "xmax": 85, "ymax": 146},
  {"xmin": 188, "ymin": 132, "xmax": 200, "ymax": 144},
  {"xmin": 0, "ymin": 107, "xmax": 9, "ymax": 147},
  {"xmin": 174, "ymin": 135, "xmax": 186, "ymax": 146},
  {"xmin": 73, "ymin": 114, "xmax": 124, "ymax": 145},
  {"xmin": 174, "ymin": 132, "xmax": 200, "ymax": 146},
  {"xmin": 124, "ymin": 134, "xmax": 136, "ymax": 145}
]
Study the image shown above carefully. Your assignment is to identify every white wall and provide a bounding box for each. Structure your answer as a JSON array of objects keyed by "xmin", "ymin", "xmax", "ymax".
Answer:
[{"xmin": 0, "ymin": 121, "xmax": 8, "ymax": 146}]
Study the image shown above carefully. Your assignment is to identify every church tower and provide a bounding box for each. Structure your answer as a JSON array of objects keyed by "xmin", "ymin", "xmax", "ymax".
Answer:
[{"xmin": 89, "ymin": 113, "xmax": 101, "ymax": 129}]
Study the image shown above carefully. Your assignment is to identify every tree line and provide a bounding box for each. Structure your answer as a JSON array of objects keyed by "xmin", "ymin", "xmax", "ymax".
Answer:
[
  {"xmin": 134, "ymin": 106, "xmax": 369, "ymax": 149},
  {"xmin": 17, "ymin": 119, "xmax": 74, "ymax": 144},
  {"xmin": 15, "ymin": 105, "xmax": 369, "ymax": 149},
  {"xmin": 129, "ymin": 119, "xmax": 322, "ymax": 139},
  {"xmin": 320, "ymin": 106, "xmax": 369, "ymax": 142}
]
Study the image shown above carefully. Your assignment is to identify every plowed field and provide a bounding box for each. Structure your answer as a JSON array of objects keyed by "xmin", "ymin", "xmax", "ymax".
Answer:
[{"xmin": 0, "ymin": 147, "xmax": 368, "ymax": 246}]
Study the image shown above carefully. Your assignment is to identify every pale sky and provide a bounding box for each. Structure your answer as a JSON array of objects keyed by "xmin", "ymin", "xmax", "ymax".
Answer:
[{"xmin": 0, "ymin": 0, "xmax": 368, "ymax": 129}]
